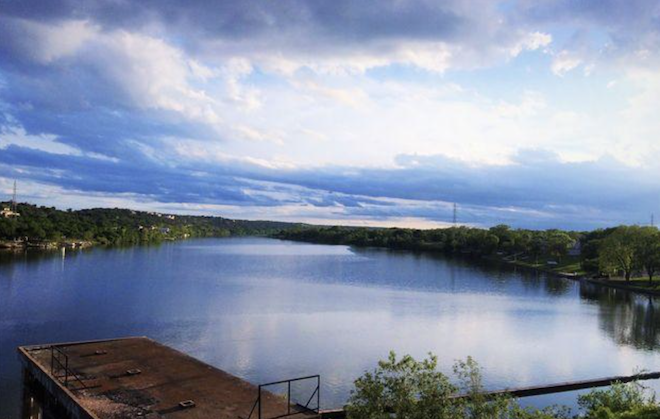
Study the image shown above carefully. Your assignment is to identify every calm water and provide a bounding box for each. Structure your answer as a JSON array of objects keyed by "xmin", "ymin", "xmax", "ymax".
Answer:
[{"xmin": 2, "ymin": 237, "xmax": 660, "ymax": 417}]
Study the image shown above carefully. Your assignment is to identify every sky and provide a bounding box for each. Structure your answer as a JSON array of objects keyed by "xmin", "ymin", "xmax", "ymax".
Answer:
[{"xmin": 1, "ymin": 0, "xmax": 660, "ymax": 230}]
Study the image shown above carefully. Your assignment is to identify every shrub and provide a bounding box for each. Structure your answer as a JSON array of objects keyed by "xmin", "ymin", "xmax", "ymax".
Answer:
[{"xmin": 346, "ymin": 352, "xmax": 659, "ymax": 419}]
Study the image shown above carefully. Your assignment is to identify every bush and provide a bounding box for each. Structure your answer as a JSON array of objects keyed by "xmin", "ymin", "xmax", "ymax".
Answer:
[
  {"xmin": 346, "ymin": 352, "xmax": 659, "ymax": 419},
  {"xmin": 579, "ymin": 382, "xmax": 658, "ymax": 418},
  {"xmin": 345, "ymin": 352, "xmax": 567, "ymax": 419}
]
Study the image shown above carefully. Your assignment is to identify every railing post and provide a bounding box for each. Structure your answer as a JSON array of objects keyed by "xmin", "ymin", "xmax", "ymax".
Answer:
[
  {"xmin": 64, "ymin": 354, "xmax": 69, "ymax": 387},
  {"xmin": 251, "ymin": 375, "xmax": 321, "ymax": 419}
]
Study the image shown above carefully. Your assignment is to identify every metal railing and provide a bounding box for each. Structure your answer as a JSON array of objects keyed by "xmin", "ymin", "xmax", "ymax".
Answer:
[
  {"xmin": 247, "ymin": 375, "xmax": 320, "ymax": 419},
  {"xmin": 50, "ymin": 346, "xmax": 90, "ymax": 391},
  {"xmin": 308, "ymin": 372, "xmax": 660, "ymax": 419}
]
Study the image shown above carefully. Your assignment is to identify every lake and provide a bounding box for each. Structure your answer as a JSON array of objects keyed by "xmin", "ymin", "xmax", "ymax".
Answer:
[{"xmin": 2, "ymin": 237, "xmax": 660, "ymax": 417}]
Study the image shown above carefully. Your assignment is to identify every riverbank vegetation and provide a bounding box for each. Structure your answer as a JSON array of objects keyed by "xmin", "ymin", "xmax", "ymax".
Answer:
[
  {"xmin": 346, "ymin": 352, "xmax": 660, "ymax": 418},
  {"xmin": 5, "ymin": 202, "xmax": 660, "ymax": 286},
  {"xmin": 276, "ymin": 225, "xmax": 660, "ymax": 282},
  {"xmin": 0, "ymin": 202, "xmax": 300, "ymax": 247}
]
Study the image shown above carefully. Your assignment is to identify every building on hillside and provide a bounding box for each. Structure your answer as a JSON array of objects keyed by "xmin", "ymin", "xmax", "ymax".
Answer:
[{"xmin": 1, "ymin": 206, "xmax": 20, "ymax": 218}]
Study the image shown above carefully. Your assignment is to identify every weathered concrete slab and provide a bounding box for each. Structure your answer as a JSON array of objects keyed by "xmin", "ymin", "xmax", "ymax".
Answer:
[{"xmin": 19, "ymin": 337, "xmax": 319, "ymax": 419}]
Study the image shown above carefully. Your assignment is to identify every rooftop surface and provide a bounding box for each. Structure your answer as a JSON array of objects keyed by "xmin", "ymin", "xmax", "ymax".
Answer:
[{"xmin": 19, "ymin": 337, "xmax": 319, "ymax": 419}]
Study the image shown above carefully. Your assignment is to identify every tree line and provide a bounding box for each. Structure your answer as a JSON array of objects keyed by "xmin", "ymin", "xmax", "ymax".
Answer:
[
  {"xmin": 0, "ymin": 203, "xmax": 300, "ymax": 245},
  {"xmin": 4, "ymin": 202, "xmax": 659, "ymax": 281},
  {"xmin": 276, "ymin": 224, "xmax": 660, "ymax": 282}
]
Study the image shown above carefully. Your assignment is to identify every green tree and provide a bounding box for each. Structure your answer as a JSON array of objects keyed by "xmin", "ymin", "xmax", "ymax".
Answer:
[
  {"xmin": 635, "ymin": 227, "xmax": 660, "ymax": 283},
  {"xmin": 346, "ymin": 351, "xmax": 459, "ymax": 419},
  {"xmin": 346, "ymin": 352, "xmax": 565, "ymax": 419},
  {"xmin": 0, "ymin": 218, "xmax": 17, "ymax": 238},
  {"xmin": 599, "ymin": 226, "xmax": 642, "ymax": 281},
  {"xmin": 529, "ymin": 234, "xmax": 546, "ymax": 265},
  {"xmin": 579, "ymin": 381, "xmax": 659, "ymax": 418},
  {"xmin": 545, "ymin": 230, "xmax": 574, "ymax": 262}
]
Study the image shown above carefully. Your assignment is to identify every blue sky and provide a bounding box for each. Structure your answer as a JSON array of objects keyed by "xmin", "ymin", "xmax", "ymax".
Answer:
[{"xmin": 1, "ymin": 0, "xmax": 660, "ymax": 229}]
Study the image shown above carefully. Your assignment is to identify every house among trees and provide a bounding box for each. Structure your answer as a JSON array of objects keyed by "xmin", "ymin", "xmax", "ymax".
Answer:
[{"xmin": 1, "ymin": 206, "xmax": 20, "ymax": 218}]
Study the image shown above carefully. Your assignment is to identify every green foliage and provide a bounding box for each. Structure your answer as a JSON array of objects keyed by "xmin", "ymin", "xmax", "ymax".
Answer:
[
  {"xmin": 579, "ymin": 381, "xmax": 658, "ymax": 418},
  {"xmin": 347, "ymin": 353, "xmax": 660, "ymax": 419},
  {"xmin": 346, "ymin": 352, "xmax": 568, "ymax": 419},
  {"xmin": 545, "ymin": 230, "xmax": 575, "ymax": 262},
  {"xmin": 0, "ymin": 202, "xmax": 300, "ymax": 245},
  {"xmin": 586, "ymin": 406, "xmax": 660, "ymax": 419},
  {"xmin": 346, "ymin": 351, "xmax": 459, "ymax": 419},
  {"xmin": 598, "ymin": 226, "xmax": 651, "ymax": 281},
  {"xmin": 276, "ymin": 225, "xmax": 578, "ymax": 261},
  {"xmin": 634, "ymin": 229, "xmax": 660, "ymax": 282},
  {"xmin": 278, "ymin": 223, "xmax": 660, "ymax": 281}
]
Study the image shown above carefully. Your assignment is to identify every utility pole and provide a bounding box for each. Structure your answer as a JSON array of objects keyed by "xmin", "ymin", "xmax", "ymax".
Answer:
[
  {"xmin": 452, "ymin": 203, "xmax": 457, "ymax": 226},
  {"xmin": 652, "ymin": 213, "xmax": 655, "ymax": 227}
]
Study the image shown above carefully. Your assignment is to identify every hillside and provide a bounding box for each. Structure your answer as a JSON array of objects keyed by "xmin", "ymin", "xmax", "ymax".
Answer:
[{"xmin": 0, "ymin": 202, "xmax": 302, "ymax": 246}]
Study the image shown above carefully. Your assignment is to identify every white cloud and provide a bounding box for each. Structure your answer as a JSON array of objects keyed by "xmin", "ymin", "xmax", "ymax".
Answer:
[
  {"xmin": 239, "ymin": 30, "xmax": 550, "ymax": 76},
  {"xmin": 0, "ymin": 124, "xmax": 80, "ymax": 156},
  {"xmin": 5, "ymin": 17, "xmax": 224, "ymax": 126},
  {"xmin": 167, "ymin": 137, "xmax": 295, "ymax": 169},
  {"xmin": 551, "ymin": 50, "xmax": 583, "ymax": 76},
  {"xmin": 495, "ymin": 91, "xmax": 546, "ymax": 118},
  {"xmin": 509, "ymin": 31, "xmax": 552, "ymax": 57},
  {"xmin": 613, "ymin": 67, "xmax": 660, "ymax": 166},
  {"xmin": 92, "ymin": 30, "xmax": 221, "ymax": 123},
  {"xmin": 18, "ymin": 19, "xmax": 97, "ymax": 63},
  {"xmin": 292, "ymin": 80, "xmax": 369, "ymax": 108},
  {"xmin": 0, "ymin": 15, "xmax": 650, "ymax": 171}
]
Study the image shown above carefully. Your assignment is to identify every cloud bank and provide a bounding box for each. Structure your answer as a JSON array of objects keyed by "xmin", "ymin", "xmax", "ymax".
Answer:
[{"xmin": 2, "ymin": 0, "xmax": 660, "ymax": 229}]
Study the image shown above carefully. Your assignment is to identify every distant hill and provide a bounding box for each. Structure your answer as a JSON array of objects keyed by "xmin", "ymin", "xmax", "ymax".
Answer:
[{"xmin": 0, "ymin": 202, "xmax": 303, "ymax": 245}]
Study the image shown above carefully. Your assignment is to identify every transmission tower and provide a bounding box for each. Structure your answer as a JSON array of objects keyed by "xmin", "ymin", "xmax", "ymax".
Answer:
[
  {"xmin": 652, "ymin": 213, "xmax": 655, "ymax": 227},
  {"xmin": 452, "ymin": 203, "xmax": 457, "ymax": 225},
  {"xmin": 11, "ymin": 180, "xmax": 17, "ymax": 212}
]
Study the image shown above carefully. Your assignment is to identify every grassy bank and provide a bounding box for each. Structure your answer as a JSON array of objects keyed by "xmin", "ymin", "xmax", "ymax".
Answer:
[
  {"xmin": 496, "ymin": 254, "xmax": 660, "ymax": 297},
  {"xmin": 493, "ymin": 254, "xmax": 584, "ymax": 276}
]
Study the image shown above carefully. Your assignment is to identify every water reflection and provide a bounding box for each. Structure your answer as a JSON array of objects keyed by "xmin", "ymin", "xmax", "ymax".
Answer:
[
  {"xmin": 20, "ymin": 372, "xmax": 43, "ymax": 419},
  {"xmin": 580, "ymin": 281, "xmax": 660, "ymax": 350}
]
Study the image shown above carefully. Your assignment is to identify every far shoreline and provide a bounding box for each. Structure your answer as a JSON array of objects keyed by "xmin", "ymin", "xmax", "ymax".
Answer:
[{"xmin": 5, "ymin": 233, "xmax": 660, "ymax": 299}]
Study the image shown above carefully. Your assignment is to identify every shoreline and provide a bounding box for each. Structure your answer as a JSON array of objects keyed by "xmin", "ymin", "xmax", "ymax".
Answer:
[
  {"xmin": 0, "ymin": 239, "xmax": 94, "ymax": 251},
  {"xmin": 581, "ymin": 277, "xmax": 660, "ymax": 297},
  {"xmin": 494, "ymin": 255, "xmax": 660, "ymax": 297},
  {"xmin": 279, "ymin": 235, "xmax": 660, "ymax": 299},
  {"xmin": 5, "ymin": 234, "xmax": 660, "ymax": 298},
  {"xmin": 0, "ymin": 234, "xmax": 209, "ymax": 252}
]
